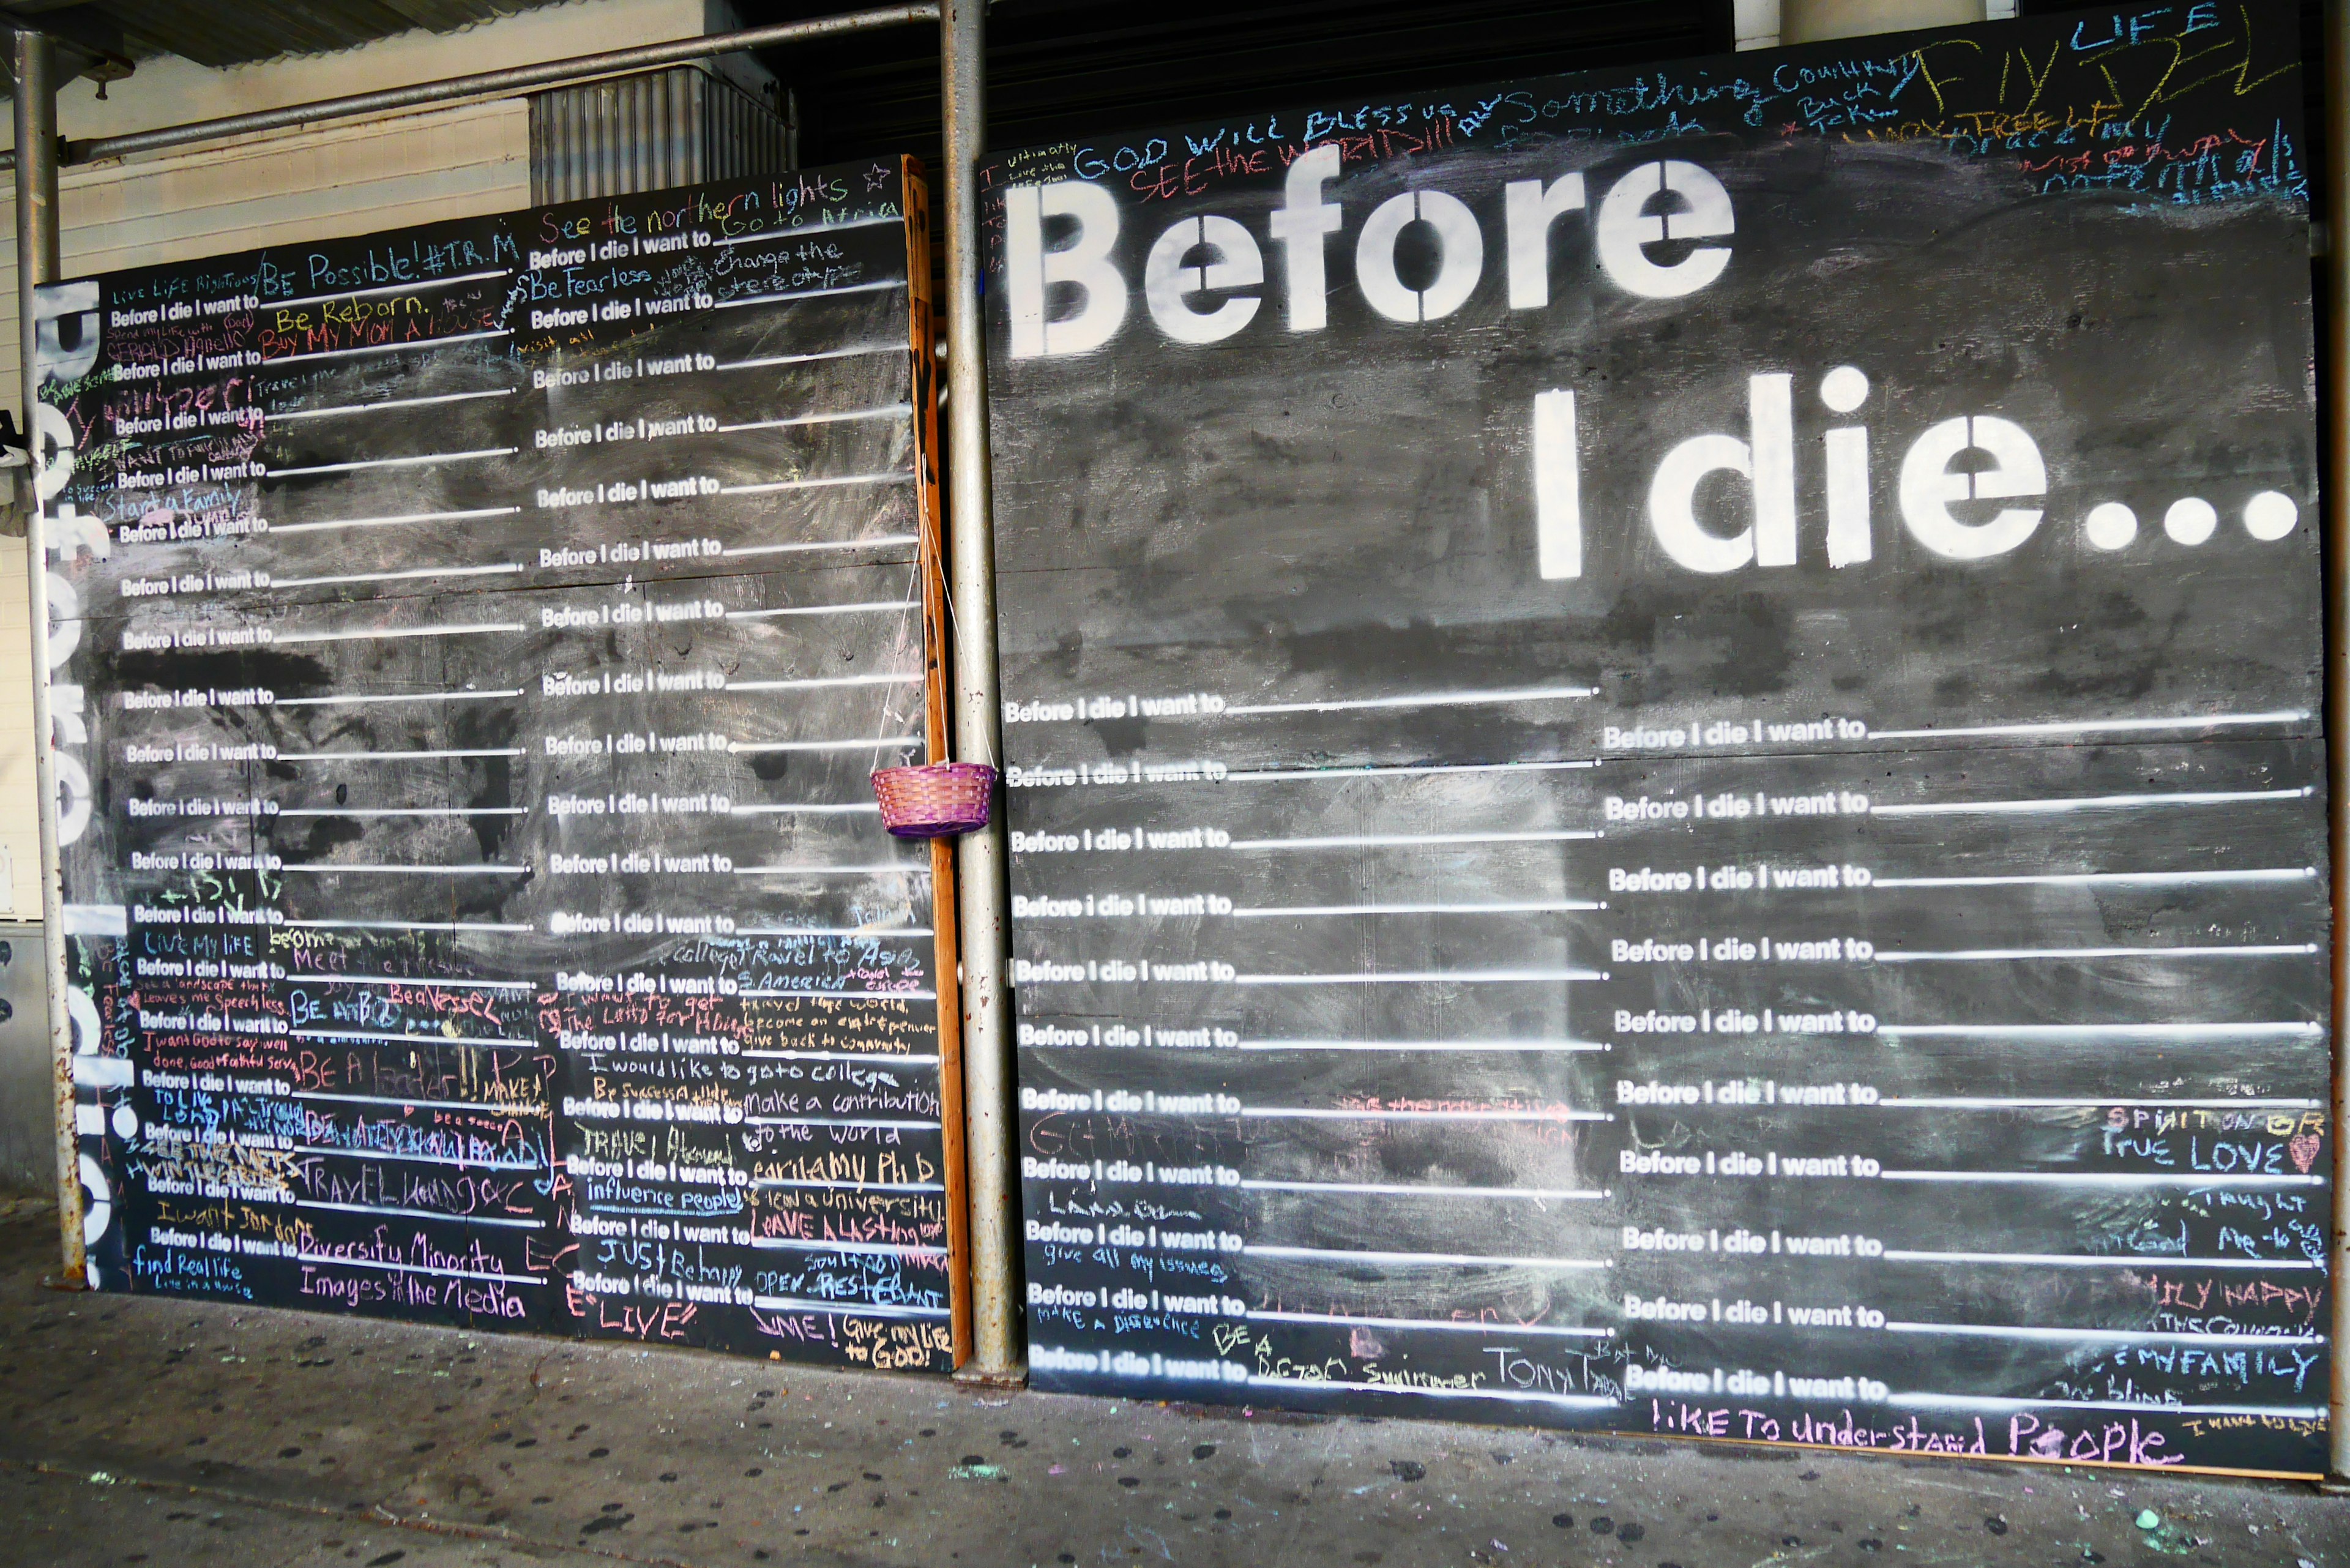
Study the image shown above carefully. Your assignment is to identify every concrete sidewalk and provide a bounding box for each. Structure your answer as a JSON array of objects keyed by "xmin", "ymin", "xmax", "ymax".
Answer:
[{"xmin": 0, "ymin": 1201, "xmax": 2340, "ymax": 1568}]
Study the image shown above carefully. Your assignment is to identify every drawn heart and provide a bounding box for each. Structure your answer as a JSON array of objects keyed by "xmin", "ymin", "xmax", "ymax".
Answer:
[{"xmin": 2288, "ymin": 1132, "xmax": 2322, "ymax": 1173}]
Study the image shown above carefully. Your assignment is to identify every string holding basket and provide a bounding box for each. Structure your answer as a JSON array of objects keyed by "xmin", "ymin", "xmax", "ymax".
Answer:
[
  {"xmin": 870, "ymin": 760, "xmax": 998, "ymax": 838},
  {"xmin": 869, "ymin": 296, "xmax": 994, "ymax": 842}
]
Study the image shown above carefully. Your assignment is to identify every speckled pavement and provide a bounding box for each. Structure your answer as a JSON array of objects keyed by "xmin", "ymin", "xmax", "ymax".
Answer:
[{"xmin": 0, "ymin": 1199, "xmax": 2340, "ymax": 1567}]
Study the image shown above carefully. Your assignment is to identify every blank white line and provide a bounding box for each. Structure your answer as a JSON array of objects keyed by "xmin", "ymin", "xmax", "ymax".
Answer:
[
  {"xmin": 1882, "ymin": 1096, "xmax": 2322, "ymax": 1110},
  {"xmin": 1872, "ymin": 786, "xmax": 2311, "ymax": 817},
  {"xmin": 714, "ymin": 215, "xmax": 905, "ymax": 245},
  {"xmin": 294, "ymin": 1146, "xmax": 540, "ymax": 1171},
  {"xmin": 1891, "ymin": 1394, "xmax": 2325, "ymax": 1419},
  {"xmin": 1868, "ymin": 709, "xmax": 2309, "ymax": 741},
  {"xmin": 729, "ymin": 736, "xmax": 922, "ymax": 755},
  {"xmin": 294, "ymin": 1200, "xmax": 541, "ymax": 1229},
  {"xmin": 301, "ymin": 974, "xmax": 535, "ymax": 991},
  {"xmin": 1224, "ymin": 685, "xmax": 1595, "ymax": 717},
  {"xmin": 275, "ymin": 688, "xmax": 523, "ymax": 707},
  {"xmin": 282, "ymin": 863, "xmax": 528, "ymax": 875},
  {"xmin": 269, "ymin": 506, "xmax": 521, "ymax": 537},
  {"xmin": 1870, "ymin": 867, "xmax": 2316, "ymax": 889},
  {"xmin": 728, "ymin": 802, "xmax": 882, "ymax": 815},
  {"xmin": 745, "ymin": 1237, "xmax": 948, "ymax": 1256},
  {"xmin": 272, "ymin": 622, "xmax": 522, "ymax": 645},
  {"xmin": 733, "ymin": 925, "xmax": 932, "ymax": 938},
  {"xmin": 277, "ymin": 387, "xmax": 517, "ymax": 421},
  {"xmin": 275, "ymin": 747, "xmax": 523, "ymax": 760},
  {"xmin": 270, "ymin": 447, "xmax": 514, "ymax": 478},
  {"xmin": 718, "ymin": 471, "xmax": 913, "ymax": 497},
  {"xmin": 738, "ymin": 988, "xmax": 935, "ymax": 1000},
  {"xmin": 269, "ymin": 564, "xmax": 521, "ymax": 589},
  {"xmin": 1887, "ymin": 1321, "xmax": 2322, "ymax": 1346},
  {"xmin": 294, "ymin": 1253, "xmax": 543, "ymax": 1286},
  {"xmin": 726, "ymin": 599, "xmax": 916, "ymax": 620},
  {"xmin": 1878, "ymin": 944, "xmax": 2316, "ymax": 963},
  {"xmin": 293, "ymin": 1091, "xmax": 539, "ymax": 1112},
  {"xmin": 1247, "ymin": 1310, "xmax": 1610, "ymax": 1339},
  {"xmin": 266, "ymin": 329, "xmax": 510, "ymax": 364},
  {"xmin": 715, "ymin": 278, "xmax": 905, "ymax": 308},
  {"xmin": 261, "ymin": 1023, "xmax": 521, "ymax": 1047},
  {"xmin": 1242, "ymin": 1179, "xmax": 1605, "ymax": 1200},
  {"xmin": 1234, "ymin": 899, "xmax": 1598, "ymax": 918},
  {"xmin": 1244, "ymin": 1375, "xmax": 1616, "ymax": 1409},
  {"xmin": 1226, "ymin": 759, "xmax": 1599, "ymax": 782},
  {"xmin": 1240, "ymin": 1107, "xmax": 1606, "ymax": 1123},
  {"xmin": 1882, "ymin": 1250, "xmax": 2322, "ymax": 1269},
  {"xmin": 748, "ymin": 1294, "xmax": 950, "ymax": 1321},
  {"xmin": 270, "ymin": 269, "xmax": 512, "ymax": 308},
  {"xmin": 740, "ymin": 1051, "xmax": 941, "ymax": 1064},
  {"xmin": 741, "ymin": 1116, "xmax": 937, "ymax": 1130},
  {"xmin": 734, "ymin": 863, "xmax": 929, "ymax": 877},
  {"xmin": 1237, "ymin": 1039, "xmax": 1606, "ymax": 1053},
  {"xmin": 1881, "ymin": 1171, "xmax": 2323, "ymax": 1187},
  {"xmin": 1879, "ymin": 1021, "xmax": 2321, "ymax": 1040},
  {"xmin": 286, "ymin": 919, "xmax": 532, "ymax": 932},
  {"xmin": 727, "ymin": 673, "xmax": 921, "ymax": 693},
  {"xmin": 721, "ymin": 534, "xmax": 919, "ymax": 560},
  {"xmin": 1244, "ymin": 1245, "xmax": 1605, "ymax": 1269},
  {"xmin": 275, "ymin": 807, "xmax": 526, "ymax": 818},
  {"xmin": 718, "ymin": 403, "xmax": 912, "ymax": 432},
  {"xmin": 1236, "ymin": 968, "xmax": 1603, "ymax": 986},
  {"xmin": 1230, "ymin": 830, "xmax": 1599, "ymax": 849},
  {"xmin": 714, "ymin": 343, "xmax": 905, "ymax": 371}
]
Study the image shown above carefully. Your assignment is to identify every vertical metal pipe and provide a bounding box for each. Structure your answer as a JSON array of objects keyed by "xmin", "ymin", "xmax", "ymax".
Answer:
[
  {"xmin": 941, "ymin": 0, "xmax": 1020, "ymax": 1380},
  {"xmin": 13, "ymin": 25, "xmax": 79, "ymax": 1288},
  {"xmin": 2327, "ymin": 0, "xmax": 2350, "ymax": 1485}
]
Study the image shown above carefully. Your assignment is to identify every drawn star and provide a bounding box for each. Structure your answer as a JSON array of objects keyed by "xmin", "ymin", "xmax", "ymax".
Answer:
[{"xmin": 865, "ymin": 167, "xmax": 891, "ymax": 191}]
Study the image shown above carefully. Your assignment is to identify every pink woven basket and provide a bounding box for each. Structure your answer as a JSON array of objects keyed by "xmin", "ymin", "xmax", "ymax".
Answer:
[{"xmin": 871, "ymin": 762, "xmax": 998, "ymax": 838}]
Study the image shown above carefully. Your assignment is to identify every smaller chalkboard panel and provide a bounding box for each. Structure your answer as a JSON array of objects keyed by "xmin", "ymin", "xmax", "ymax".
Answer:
[{"xmin": 47, "ymin": 157, "xmax": 969, "ymax": 1372}]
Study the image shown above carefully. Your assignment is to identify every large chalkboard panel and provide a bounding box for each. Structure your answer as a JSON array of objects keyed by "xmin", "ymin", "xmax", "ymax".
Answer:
[
  {"xmin": 42, "ymin": 157, "xmax": 972, "ymax": 1372},
  {"xmin": 980, "ymin": 8, "xmax": 2331, "ymax": 1473}
]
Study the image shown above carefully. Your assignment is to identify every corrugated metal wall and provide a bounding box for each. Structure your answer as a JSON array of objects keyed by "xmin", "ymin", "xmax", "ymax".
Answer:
[
  {"xmin": 738, "ymin": 0, "xmax": 2323, "ymax": 199},
  {"xmin": 740, "ymin": 0, "xmax": 1723, "ymax": 179},
  {"xmin": 529, "ymin": 66, "xmax": 793, "ymax": 205}
]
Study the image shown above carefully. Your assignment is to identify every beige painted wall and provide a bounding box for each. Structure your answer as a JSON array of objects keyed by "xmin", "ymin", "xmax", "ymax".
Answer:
[
  {"xmin": 0, "ymin": 0, "xmax": 743, "ymax": 917},
  {"xmin": 1786, "ymin": 0, "xmax": 1992, "ymax": 43},
  {"xmin": 1739, "ymin": 0, "xmax": 2015, "ymax": 49}
]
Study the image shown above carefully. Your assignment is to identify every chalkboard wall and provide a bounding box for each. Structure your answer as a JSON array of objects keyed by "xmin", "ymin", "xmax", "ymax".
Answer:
[
  {"xmin": 41, "ymin": 157, "xmax": 972, "ymax": 1372},
  {"xmin": 980, "ymin": 7, "xmax": 2332, "ymax": 1473}
]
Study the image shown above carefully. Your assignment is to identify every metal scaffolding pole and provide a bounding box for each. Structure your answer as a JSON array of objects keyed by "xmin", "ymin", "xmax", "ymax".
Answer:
[
  {"xmin": 941, "ymin": 0, "xmax": 1021, "ymax": 1381},
  {"xmin": 2327, "ymin": 0, "xmax": 2350, "ymax": 1488},
  {"xmin": 12, "ymin": 23, "xmax": 80, "ymax": 1288}
]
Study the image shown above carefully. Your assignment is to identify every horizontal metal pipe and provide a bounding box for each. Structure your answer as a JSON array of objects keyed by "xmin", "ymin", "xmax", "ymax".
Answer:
[{"xmin": 0, "ymin": 3, "xmax": 938, "ymax": 173}]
